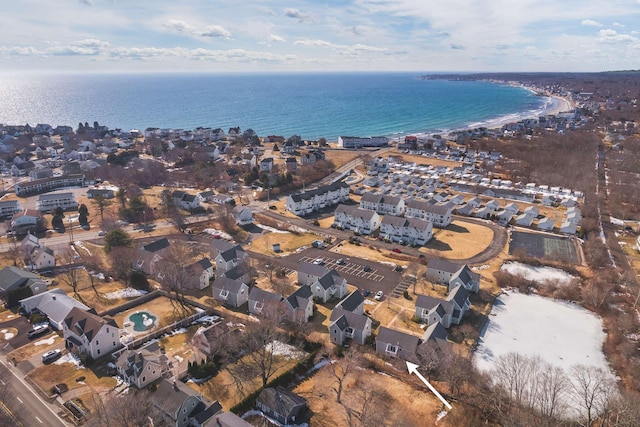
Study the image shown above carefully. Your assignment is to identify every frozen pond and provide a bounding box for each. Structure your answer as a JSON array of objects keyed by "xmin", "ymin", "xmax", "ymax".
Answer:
[
  {"xmin": 475, "ymin": 292, "xmax": 611, "ymax": 374},
  {"xmin": 501, "ymin": 261, "xmax": 575, "ymax": 285}
]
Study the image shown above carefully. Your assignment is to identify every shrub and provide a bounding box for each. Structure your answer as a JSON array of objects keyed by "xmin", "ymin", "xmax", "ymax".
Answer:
[{"xmin": 29, "ymin": 313, "xmax": 48, "ymax": 325}]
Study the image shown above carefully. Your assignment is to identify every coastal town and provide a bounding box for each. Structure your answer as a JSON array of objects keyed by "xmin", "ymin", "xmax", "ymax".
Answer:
[{"xmin": 0, "ymin": 72, "xmax": 640, "ymax": 427}]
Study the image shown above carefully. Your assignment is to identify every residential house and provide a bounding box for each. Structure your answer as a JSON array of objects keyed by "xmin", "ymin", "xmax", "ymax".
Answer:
[
  {"xmin": 285, "ymin": 182, "xmax": 350, "ymax": 216},
  {"xmin": 329, "ymin": 308, "xmax": 372, "ymax": 345},
  {"xmin": 134, "ymin": 238, "xmax": 172, "ymax": 277},
  {"xmin": 152, "ymin": 378, "xmax": 222, "ymax": 427},
  {"xmin": 11, "ymin": 161, "xmax": 35, "ymax": 176},
  {"xmin": 515, "ymin": 214, "xmax": 534, "ymax": 227},
  {"xmin": 285, "ymin": 157, "xmax": 297, "ymax": 173},
  {"xmin": 297, "ymin": 263, "xmax": 330, "ymax": 287},
  {"xmin": 405, "ymin": 199, "xmax": 453, "ymax": 228},
  {"xmin": 334, "ymin": 290, "xmax": 365, "ymax": 315},
  {"xmin": 415, "ymin": 294, "xmax": 454, "ymax": 328},
  {"xmin": 537, "ymin": 217, "xmax": 555, "ymax": 231},
  {"xmin": 467, "ymin": 197, "xmax": 483, "ymax": 208},
  {"xmin": 359, "ymin": 192, "xmax": 405, "ymax": 216},
  {"xmin": 196, "ymin": 190, "xmax": 215, "ymax": 203},
  {"xmin": 375, "ymin": 327, "xmax": 421, "ymax": 361},
  {"xmin": 10, "ymin": 209, "xmax": 41, "ymax": 231},
  {"xmin": 248, "ymin": 287, "xmax": 282, "ymax": 316},
  {"xmin": 208, "ymin": 412, "xmax": 254, "ymax": 427},
  {"xmin": 333, "ymin": 205, "xmax": 381, "ymax": 234},
  {"xmin": 426, "ymin": 259, "xmax": 480, "ymax": 293},
  {"xmin": 87, "ymin": 188, "xmax": 115, "ymax": 199},
  {"xmin": 300, "ymin": 149, "xmax": 325, "ymax": 165},
  {"xmin": 0, "ymin": 266, "xmax": 47, "ymax": 300},
  {"xmin": 19, "ymin": 288, "xmax": 89, "ymax": 330},
  {"xmin": 259, "ymin": 157, "xmax": 274, "ymax": 172},
  {"xmin": 211, "ymin": 241, "xmax": 249, "ymax": 274},
  {"xmin": 172, "ymin": 190, "xmax": 201, "ymax": 211},
  {"xmin": 29, "ymin": 168, "xmax": 54, "ymax": 181},
  {"xmin": 116, "ymin": 341, "xmax": 170, "ymax": 389},
  {"xmin": 63, "ymin": 307, "xmax": 120, "ymax": 360},
  {"xmin": 192, "ymin": 322, "xmax": 240, "ymax": 356},
  {"xmin": 36, "ymin": 192, "xmax": 77, "ymax": 211},
  {"xmin": 14, "ymin": 174, "xmax": 85, "ymax": 196},
  {"xmin": 379, "ymin": 215, "xmax": 433, "ymax": 245},
  {"xmin": 186, "ymin": 258, "xmax": 214, "ymax": 290},
  {"xmin": 560, "ymin": 220, "xmax": 577, "ymax": 235},
  {"xmin": 309, "ymin": 269, "xmax": 348, "ymax": 303},
  {"xmin": 211, "ymin": 194, "xmax": 233, "ymax": 205},
  {"xmin": 337, "ymin": 136, "xmax": 388, "ymax": 148},
  {"xmin": 284, "ymin": 286, "xmax": 314, "ymax": 323},
  {"xmin": 523, "ymin": 206, "xmax": 539, "ymax": 217},
  {"xmin": 30, "ymin": 246, "xmax": 56, "ymax": 271},
  {"xmin": 212, "ymin": 276, "xmax": 249, "ymax": 308},
  {"xmin": 0, "ymin": 200, "xmax": 21, "ymax": 219},
  {"xmin": 232, "ymin": 206, "xmax": 253, "ymax": 225},
  {"xmin": 256, "ymin": 387, "xmax": 307, "ymax": 425}
]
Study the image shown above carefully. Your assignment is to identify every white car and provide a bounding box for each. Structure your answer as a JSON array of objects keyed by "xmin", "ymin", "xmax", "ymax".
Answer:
[
  {"xmin": 313, "ymin": 258, "xmax": 324, "ymax": 265},
  {"xmin": 374, "ymin": 291, "xmax": 384, "ymax": 301},
  {"xmin": 42, "ymin": 349, "xmax": 61, "ymax": 363}
]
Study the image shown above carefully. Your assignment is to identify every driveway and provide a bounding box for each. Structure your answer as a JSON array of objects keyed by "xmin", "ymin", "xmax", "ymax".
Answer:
[{"xmin": 0, "ymin": 316, "xmax": 32, "ymax": 353}]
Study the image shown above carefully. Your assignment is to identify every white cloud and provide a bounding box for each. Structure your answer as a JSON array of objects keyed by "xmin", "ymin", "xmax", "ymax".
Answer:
[
  {"xmin": 198, "ymin": 25, "xmax": 231, "ymax": 38},
  {"xmin": 269, "ymin": 34, "xmax": 285, "ymax": 42},
  {"xmin": 598, "ymin": 29, "xmax": 638, "ymax": 43},
  {"xmin": 613, "ymin": 22, "xmax": 625, "ymax": 27},
  {"xmin": 283, "ymin": 8, "xmax": 316, "ymax": 23},
  {"xmin": 163, "ymin": 19, "xmax": 194, "ymax": 34},
  {"xmin": 295, "ymin": 39, "xmax": 386, "ymax": 53},
  {"xmin": 581, "ymin": 19, "xmax": 602, "ymax": 27}
]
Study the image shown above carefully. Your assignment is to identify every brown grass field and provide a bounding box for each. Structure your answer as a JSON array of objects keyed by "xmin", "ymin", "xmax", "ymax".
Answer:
[
  {"xmin": 0, "ymin": 327, "xmax": 18, "ymax": 342},
  {"xmin": 112, "ymin": 295, "xmax": 196, "ymax": 331},
  {"xmin": 330, "ymin": 243, "xmax": 411, "ymax": 266},
  {"xmin": 7, "ymin": 331, "xmax": 63, "ymax": 363},
  {"xmin": 419, "ymin": 220, "xmax": 494, "ymax": 260},
  {"xmin": 294, "ymin": 360, "xmax": 442, "ymax": 426},
  {"xmin": 248, "ymin": 232, "xmax": 319, "ymax": 256},
  {"xmin": 28, "ymin": 361, "xmax": 117, "ymax": 398},
  {"xmin": 323, "ymin": 150, "xmax": 362, "ymax": 168}
]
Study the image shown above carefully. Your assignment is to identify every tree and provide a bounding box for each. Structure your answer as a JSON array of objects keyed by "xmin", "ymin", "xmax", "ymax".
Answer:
[
  {"xmin": 154, "ymin": 241, "xmax": 194, "ymax": 317},
  {"xmin": 329, "ymin": 350, "xmax": 360, "ymax": 403},
  {"xmin": 109, "ymin": 247, "xmax": 135, "ymax": 283},
  {"xmin": 405, "ymin": 262, "xmax": 421, "ymax": 294},
  {"xmin": 83, "ymin": 253, "xmax": 107, "ymax": 300},
  {"xmin": 90, "ymin": 195, "xmax": 113, "ymax": 221},
  {"xmin": 571, "ymin": 364, "xmax": 616, "ymax": 426},
  {"xmin": 116, "ymin": 187, "xmax": 127, "ymax": 209},
  {"xmin": 79, "ymin": 204, "xmax": 88, "ymax": 216},
  {"xmin": 58, "ymin": 250, "xmax": 86, "ymax": 302},
  {"xmin": 104, "ymin": 228, "xmax": 133, "ymax": 253},
  {"xmin": 78, "ymin": 204, "xmax": 89, "ymax": 227}
]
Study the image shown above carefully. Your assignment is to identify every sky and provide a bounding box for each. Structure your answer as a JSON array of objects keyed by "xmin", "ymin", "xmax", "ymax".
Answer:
[{"xmin": 1, "ymin": 0, "xmax": 639, "ymax": 74}]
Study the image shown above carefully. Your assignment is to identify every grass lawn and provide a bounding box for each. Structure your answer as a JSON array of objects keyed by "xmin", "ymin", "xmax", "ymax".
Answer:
[
  {"xmin": 395, "ymin": 152, "xmax": 463, "ymax": 169},
  {"xmin": 7, "ymin": 331, "xmax": 63, "ymax": 364},
  {"xmin": 419, "ymin": 220, "xmax": 494, "ymax": 260},
  {"xmin": 195, "ymin": 354, "xmax": 301, "ymax": 411},
  {"xmin": 0, "ymin": 327, "xmax": 18, "ymax": 342},
  {"xmin": 0, "ymin": 307, "xmax": 20, "ymax": 323},
  {"xmin": 294, "ymin": 358, "xmax": 442, "ymax": 426},
  {"xmin": 248, "ymin": 232, "xmax": 318, "ymax": 256},
  {"xmin": 112, "ymin": 295, "xmax": 196, "ymax": 331},
  {"xmin": 28, "ymin": 361, "xmax": 117, "ymax": 397},
  {"xmin": 317, "ymin": 216, "xmax": 335, "ymax": 228},
  {"xmin": 324, "ymin": 150, "xmax": 362, "ymax": 168}
]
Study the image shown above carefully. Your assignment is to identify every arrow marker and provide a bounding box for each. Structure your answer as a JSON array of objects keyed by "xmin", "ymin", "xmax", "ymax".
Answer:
[{"xmin": 406, "ymin": 361, "xmax": 452, "ymax": 410}]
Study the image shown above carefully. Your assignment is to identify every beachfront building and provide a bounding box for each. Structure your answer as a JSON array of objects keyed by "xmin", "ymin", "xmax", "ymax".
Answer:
[
  {"xmin": 35, "ymin": 192, "xmax": 78, "ymax": 211},
  {"xmin": 405, "ymin": 199, "xmax": 453, "ymax": 228},
  {"xmin": 337, "ymin": 136, "xmax": 388, "ymax": 148},
  {"xmin": 285, "ymin": 182, "xmax": 350, "ymax": 216},
  {"xmin": 15, "ymin": 174, "xmax": 85, "ymax": 196}
]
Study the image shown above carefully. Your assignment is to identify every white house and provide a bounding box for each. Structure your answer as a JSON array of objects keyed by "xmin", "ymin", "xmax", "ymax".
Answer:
[
  {"xmin": 309, "ymin": 269, "xmax": 348, "ymax": 303},
  {"xmin": 333, "ymin": 205, "xmax": 381, "ymax": 234},
  {"xmin": 285, "ymin": 182, "xmax": 350, "ymax": 216},
  {"xmin": 212, "ymin": 276, "xmax": 249, "ymax": 307},
  {"xmin": 0, "ymin": 200, "xmax": 21, "ymax": 219},
  {"xmin": 171, "ymin": 190, "xmax": 201, "ymax": 211},
  {"xmin": 338, "ymin": 136, "xmax": 388, "ymax": 148},
  {"xmin": 116, "ymin": 341, "xmax": 169, "ymax": 389},
  {"xmin": 36, "ymin": 192, "xmax": 77, "ymax": 211},
  {"xmin": 359, "ymin": 192, "xmax": 405, "ymax": 216},
  {"xmin": 537, "ymin": 217, "xmax": 556, "ymax": 231},
  {"xmin": 515, "ymin": 214, "xmax": 534, "ymax": 227},
  {"xmin": 260, "ymin": 157, "xmax": 274, "ymax": 172},
  {"xmin": 30, "ymin": 246, "xmax": 56, "ymax": 271},
  {"xmin": 63, "ymin": 307, "xmax": 121, "ymax": 360},
  {"xmin": 560, "ymin": 220, "xmax": 577, "ymax": 235},
  {"xmin": 405, "ymin": 199, "xmax": 453, "ymax": 228},
  {"xmin": 232, "ymin": 206, "xmax": 253, "ymax": 225},
  {"xmin": 20, "ymin": 288, "xmax": 89, "ymax": 330},
  {"xmin": 186, "ymin": 258, "xmax": 214, "ymax": 290},
  {"xmin": 380, "ymin": 215, "xmax": 433, "ymax": 245}
]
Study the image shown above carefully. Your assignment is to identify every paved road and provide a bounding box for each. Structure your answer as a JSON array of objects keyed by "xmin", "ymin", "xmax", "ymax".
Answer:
[{"xmin": 0, "ymin": 359, "xmax": 70, "ymax": 427}]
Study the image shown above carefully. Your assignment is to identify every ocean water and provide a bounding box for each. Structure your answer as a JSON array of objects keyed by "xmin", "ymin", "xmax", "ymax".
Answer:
[{"xmin": 0, "ymin": 73, "xmax": 547, "ymax": 140}]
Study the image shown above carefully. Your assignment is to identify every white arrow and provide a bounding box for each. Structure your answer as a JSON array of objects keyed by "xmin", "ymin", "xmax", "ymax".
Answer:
[{"xmin": 406, "ymin": 361, "xmax": 452, "ymax": 410}]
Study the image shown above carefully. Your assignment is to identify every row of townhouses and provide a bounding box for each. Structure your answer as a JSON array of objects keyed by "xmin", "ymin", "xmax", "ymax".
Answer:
[{"xmin": 285, "ymin": 181, "xmax": 350, "ymax": 216}]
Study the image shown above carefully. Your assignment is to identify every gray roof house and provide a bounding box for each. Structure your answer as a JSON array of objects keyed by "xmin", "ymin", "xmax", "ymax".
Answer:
[
  {"xmin": 335, "ymin": 290, "xmax": 365, "ymax": 315},
  {"xmin": 63, "ymin": 307, "xmax": 120, "ymax": 360},
  {"xmin": 212, "ymin": 276, "xmax": 249, "ymax": 308},
  {"xmin": 426, "ymin": 259, "xmax": 480, "ymax": 293},
  {"xmin": 20, "ymin": 288, "xmax": 89, "ymax": 330},
  {"xmin": 186, "ymin": 258, "xmax": 214, "ymax": 290},
  {"xmin": 256, "ymin": 387, "xmax": 307, "ymax": 425},
  {"xmin": 297, "ymin": 262, "xmax": 330, "ymax": 286},
  {"xmin": 415, "ymin": 294, "xmax": 455, "ymax": 328},
  {"xmin": 284, "ymin": 286, "xmax": 314, "ymax": 323},
  {"xmin": 329, "ymin": 308, "xmax": 372, "ymax": 345},
  {"xmin": 152, "ymin": 378, "xmax": 222, "ymax": 427},
  {"xmin": 310, "ymin": 269, "xmax": 348, "ymax": 303},
  {"xmin": 375, "ymin": 327, "xmax": 421, "ymax": 361},
  {"xmin": 116, "ymin": 341, "xmax": 169, "ymax": 389},
  {"xmin": 0, "ymin": 266, "xmax": 47, "ymax": 300},
  {"xmin": 248, "ymin": 287, "xmax": 283, "ymax": 316}
]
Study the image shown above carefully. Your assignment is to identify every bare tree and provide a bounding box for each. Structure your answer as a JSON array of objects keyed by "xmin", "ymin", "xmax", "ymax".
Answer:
[
  {"xmin": 570, "ymin": 364, "xmax": 616, "ymax": 426},
  {"xmin": 58, "ymin": 250, "xmax": 86, "ymax": 302},
  {"xmin": 89, "ymin": 195, "xmax": 113, "ymax": 222},
  {"xmin": 155, "ymin": 241, "xmax": 195, "ymax": 318},
  {"xmin": 82, "ymin": 253, "xmax": 107, "ymax": 300},
  {"xmin": 405, "ymin": 262, "xmax": 422, "ymax": 294},
  {"xmin": 99, "ymin": 391, "xmax": 158, "ymax": 427},
  {"xmin": 109, "ymin": 246, "xmax": 136, "ymax": 284},
  {"xmin": 328, "ymin": 350, "xmax": 360, "ymax": 404},
  {"xmin": 536, "ymin": 363, "xmax": 569, "ymax": 422},
  {"xmin": 346, "ymin": 382, "xmax": 391, "ymax": 427}
]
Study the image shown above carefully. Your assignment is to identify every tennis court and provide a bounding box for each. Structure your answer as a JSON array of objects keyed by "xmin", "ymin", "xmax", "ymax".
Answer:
[{"xmin": 509, "ymin": 231, "xmax": 578, "ymax": 264}]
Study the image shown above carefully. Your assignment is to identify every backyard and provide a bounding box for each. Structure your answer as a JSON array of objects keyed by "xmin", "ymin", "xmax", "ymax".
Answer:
[{"xmin": 419, "ymin": 220, "xmax": 494, "ymax": 260}]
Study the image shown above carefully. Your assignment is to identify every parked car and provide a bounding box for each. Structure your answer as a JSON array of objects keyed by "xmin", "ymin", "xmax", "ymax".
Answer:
[
  {"xmin": 374, "ymin": 291, "xmax": 384, "ymax": 301},
  {"xmin": 28, "ymin": 324, "xmax": 51, "ymax": 339},
  {"xmin": 336, "ymin": 258, "xmax": 346, "ymax": 265},
  {"xmin": 313, "ymin": 258, "xmax": 324, "ymax": 265},
  {"xmin": 363, "ymin": 265, "xmax": 372, "ymax": 272},
  {"xmin": 42, "ymin": 349, "xmax": 61, "ymax": 364},
  {"xmin": 392, "ymin": 248, "xmax": 402, "ymax": 253},
  {"xmin": 97, "ymin": 230, "xmax": 107, "ymax": 236},
  {"xmin": 362, "ymin": 289, "xmax": 371, "ymax": 297}
]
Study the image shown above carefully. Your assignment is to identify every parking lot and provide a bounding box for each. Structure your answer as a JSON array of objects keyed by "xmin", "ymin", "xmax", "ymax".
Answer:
[{"xmin": 299, "ymin": 255, "xmax": 385, "ymax": 282}]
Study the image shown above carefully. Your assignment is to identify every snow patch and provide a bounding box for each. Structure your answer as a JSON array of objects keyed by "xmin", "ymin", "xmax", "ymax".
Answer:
[
  {"xmin": 34, "ymin": 337, "xmax": 56, "ymax": 346},
  {"xmin": 266, "ymin": 340, "xmax": 305, "ymax": 359},
  {"xmin": 55, "ymin": 352, "xmax": 81, "ymax": 366},
  {"xmin": 104, "ymin": 287, "xmax": 148, "ymax": 299},
  {"xmin": 256, "ymin": 224, "xmax": 288, "ymax": 234},
  {"xmin": 435, "ymin": 410, "xmax": 448, "ymax": 425},
  {"xmin": 501, "ymin": 262, "xmax": 575, "ymax": 285}
]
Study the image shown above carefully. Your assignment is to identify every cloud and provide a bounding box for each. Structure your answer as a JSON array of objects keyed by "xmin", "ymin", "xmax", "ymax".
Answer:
[
  {"xmin": 0, "ymin": 46, "xmax": 40, "ymax": 56},
  {"xmin": 49, "ymin": 38, "xmax": 110, "ymax": 56},
  {"xmin": 581, "ymin": 19, "xmax": 602, "ymax": 27},
  {"xmin": 198, "ymin": 25, "xmax": 231, "ymax": 38},
  {"xmin": 598, "ymin": 29, "xmax": 638, "ymax": 43},
  {"xmin": 450, "ymin": 44, "xmax": 465, "ymax": 50},
  {"xmin": 163, "ymin": 19, "xmax": 194, "ymax": 34},
  {"xmin": 259, "ymin": 6, "xmax": 276, "ymax": 15},
  {"xmin": 162, "ymin": 20, "xmax": 230, "ymax": 39},
  {"xmin": 283, "ymin": 8, "xmax": 316, "ymax": 23},
  {"xmin": 295, "ymin": 39, "xmax": 386, "ymax": 53},
  {"xmin": 268, "ymin": 34, "xmax": 285, "ymax": 42},
  {"xmin": 78, "ymin": 0, "xmax": 93, "ymax": 5},
  {"xmin": 107, "ymin": 46, "xmax": 297, "ymax": 63},
  {"xmin": 613, "ymin": 22, "xmax": 625, "ymax": 27}
]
